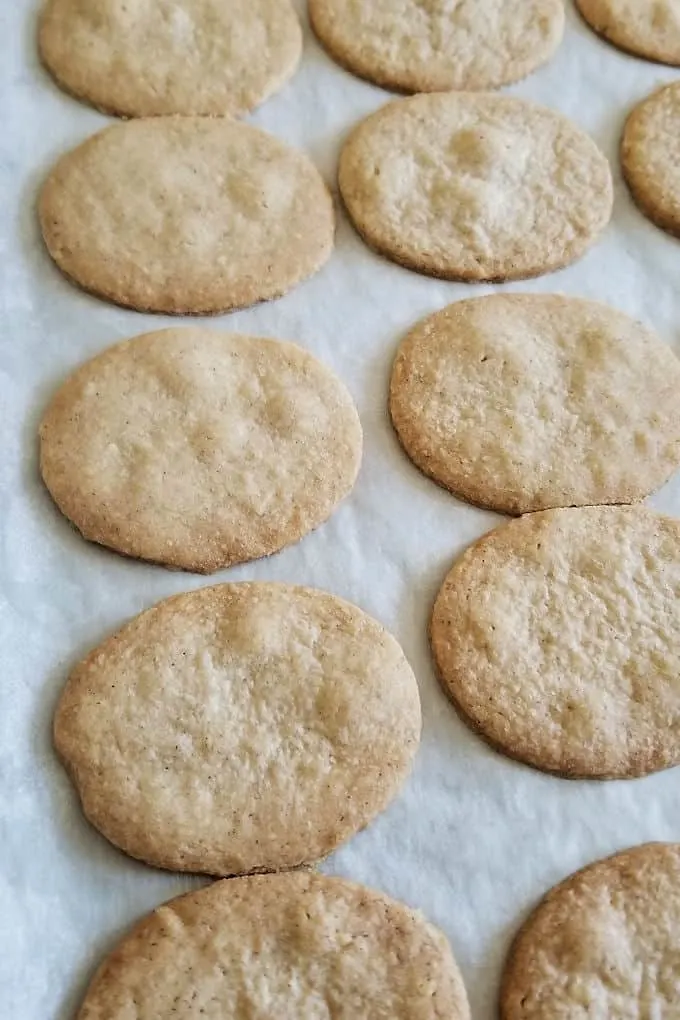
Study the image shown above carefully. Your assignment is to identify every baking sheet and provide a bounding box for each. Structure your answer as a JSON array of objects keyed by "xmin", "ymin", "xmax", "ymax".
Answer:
[{"xmin": 2, "ymin": 2, "xmax": 680, "ymax": 1017}]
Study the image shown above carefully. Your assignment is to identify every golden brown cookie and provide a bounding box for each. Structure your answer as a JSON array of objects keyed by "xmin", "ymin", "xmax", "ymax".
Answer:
[
  {"xmin": 39, "ymin": 118, "xmax": 334, "ymax": 314},
  {"xmin": 501, "ymin": 843, "xmax": 680, "ymax": 1018},
  {"xmin": 55, "ymin": 583, "xmax": 422, "ymax": 875},
  {"xmin": 75, "ymin": 872, "xmax": 470, "ymax": 1019},
  {"xmin": 430, "ymin": 506, "xmax": 680, "ymax": 779},
  {"xmin": 622, "ymin": 80, "xmax": 680, "ymax": 238},
  {"xmin": 338, "ymin": 94, "xmax": 612, "ymax": 282},
  {"xmin": 310, "ymin": 0, "xmax": 564, "ymax": 93},
  {"xmin": 577, "ymin": 0, "xmax": 680, "ymax": 65},
  {"xmin": 390, "ymin": 295, "xmax": 680, "ymax": 514},
  {"xmin": 39, "ymin": 0, "xmax": 302, "ymax": 118},
  {"xmin": 40, "ymin": 328, "xmax": 362, "ymax": 573}
]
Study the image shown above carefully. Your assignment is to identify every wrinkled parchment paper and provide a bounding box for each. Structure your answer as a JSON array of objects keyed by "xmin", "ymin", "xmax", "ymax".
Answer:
[{"xmin": 2, "ymin": 3, "xmax": 680, "ymax": 1016}]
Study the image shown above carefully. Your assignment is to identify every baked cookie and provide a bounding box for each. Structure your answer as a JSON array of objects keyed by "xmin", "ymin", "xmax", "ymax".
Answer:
[
  {"xmin": 622, "ymin": 81, "xmax": 680, "ymax": 238},
  {"xmin": 39, "ymin": 117, "xmax": 334, "ymax": 314},
  {"xmin": 40, "ymin": 329, "xmax": 362, "ymax": 573},
  {"xmin": 430, "ymin": 506, "xmax": 680, "ymax": 779},
  {"xmin": 390, "ymin": 294, "xmax": 680, "ymax": 514},
  {"xmin": 310, "ymin": 0, "xmax": 564, "ymax": 93},
  {"xmin": 577, "ymin": 0, "xmax": 680, "ymax": 65},
  {"xmin": 39, "ymin": 0, "xmax": 302, "ymax": 118},
  {"xmin": 338, "ymin": 94, "xmax": 612, "ymax": 282},
  {"xmin": 54, "ymin": 583, "xmax": 422, "ymax": 875},
  {"xmin": 501, "ymin": 843, "xmax": 680, "ymax": 1018},
  {"xmin": 75, "ymin": 872, "xmax": 470, "ymax": 1020}
]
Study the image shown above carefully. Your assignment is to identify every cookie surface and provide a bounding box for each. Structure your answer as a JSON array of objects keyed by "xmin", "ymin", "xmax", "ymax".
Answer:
[
  {"xmin": 431, "ymin": 506, "xmax": 680, "ymax": 779},
  {"xmin": 310, "ymin": 0, "xmax": 564, "ymax": 93},
  {"xmin": 338, "ymin": 94, "xmax": 612, "ymax": 282},
  {"xmin": 40, "ymin": 329, "xmax": 361, "ymax": 572},
  {"xmin": 55, "ymin": 583, "xmax": 421, "ymax": 875},
  {"xmin": 390, "ymin": 295, "xmax": 680, "ymax": 514},
  {"xmin": 39, "ymin": 0, "xmax": 302, "ymax": 118},
  {"xmin": 76, "ymin": 872, "xmax": 470, "ymax": 1020},
  {"xmin": 501, "ymin": 843, "xmax": 680, "ymax": 1018},
  {"xmin": 577, "ymin": 0, "xmax": 680, "ymax": 65},
  {"xmin": 39, "ymin": 118, "xmax": 334, "ymax": 314},
  {"xmin": 622, "ymin": 81, "xmax": 680, "ymax": 238}
]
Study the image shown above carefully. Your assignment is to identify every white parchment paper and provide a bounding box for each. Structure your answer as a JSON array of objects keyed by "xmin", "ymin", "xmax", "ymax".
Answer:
[{"xmin": 2, "ymin": 3, "xmax": 680, "ymax": 1017}]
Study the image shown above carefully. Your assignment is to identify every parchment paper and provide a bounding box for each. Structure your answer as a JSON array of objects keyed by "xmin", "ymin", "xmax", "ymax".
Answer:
[{"xmin": 2, "ymin": 3, "xmax": 680, "ymax": 1017}]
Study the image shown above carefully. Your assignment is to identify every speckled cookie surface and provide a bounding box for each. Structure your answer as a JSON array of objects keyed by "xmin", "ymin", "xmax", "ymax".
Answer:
[
  {"xmin": 39, "ymin": 0, "xmax": 302, "ymax": 117},
  {"xmin": 431, "ymin": 506, "xmax": 680, "ymax": 779},
  {"xmin": 577, "ymin": 0, "xmax": 680, "ymax": 65},
  {"xmin": 501, "ymin": 843, "xmax": 680, "ymax": 1018},
  {"xmin": 54, "ymin": 583, "xmax": 422, "ymax": 875},
  {"xmin": 310, "ymin": 0, "xmax": 564, "ymax": 93},
  {"xmin": 390, "ymin": 295, "xmax": 680, "ymax": 514},
  {"xmin": 622, "ymin": 81, "xmax": 680, "ymax": 239},
  {"xmin": 39, "ymin": 329, "xmax": 362, "ymax": 573},
  {"xmin": 39, "ymin": 117, "xmax": 334, "ymax": 314},
  {"xmin": 75, "ymin": 872, "xmax": 470, "ymax": 1019},
  {"xmin": 338, "ymin": 93, "xmax": 612, "ymax": 282}
]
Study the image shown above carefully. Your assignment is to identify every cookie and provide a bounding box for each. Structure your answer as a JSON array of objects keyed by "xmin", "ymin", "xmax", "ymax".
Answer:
[
  {"xmin": 501, "ymin": 843, "xmax": 680, "ymax": 1018},
  {"xmin": 622, "ymin": 81, "xmax": 680, "ymax": 239},
  {"xmin": 75, "ymin": 872, "xmax": 470, "ymax": 1020},
  {"xmin": 40, "ymin": 328, "xmax": 362, "ymax": 573},
  {"xmin": 54, "ymin": 583, "xmax": 422, "ymax": 875},
  {"xmin": 430, "ymin": 506, "xmax": 680, "ymax": 779},
  {"xmin": 310, "ymin": 0, "xmax": 564, "ymax": 93},
  {"xmin": 338, "ymin": 94, "xmax": 612, "ymax": 282},
  {"xmin": 39, "ymin": 117, "xmax": 334, "ymax": 314},
  {"xmin": 576, "ymin": 0, "xmax": 680, "ymax": 65},
  {"xmin": 39, "ymin": 0, "xmax": 302, "ymax": 118},
  {"xmin": 390, "ymin": 294, "xmax": 680, "ymax": 515}
]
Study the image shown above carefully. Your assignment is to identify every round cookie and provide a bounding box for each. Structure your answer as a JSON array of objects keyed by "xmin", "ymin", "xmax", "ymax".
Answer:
[
  {"xmin": 338, "ymin": 94, "xmax": 613, "ymax": 282},
  {"xmin": 622, "ymin": 81, "xmax": 680, "ymax": 239},
  {"xmin": 576, "ymin": 0, "xmax": 680, "ymax": 66},
  {"xmin": 501, "ymin": 843, "xmax": 680, "ymax": 1018},
  {"xmin": 310, "ymin": 0, "xmax": 564, "ymax": 93},
  {"xmin": 430, "ymin": 506, "xmax": 680, "ymax": 779},
  {"xmin": 54, "ymin": 583, "xmax": 422, "ymax": 875},
  {"xmin": 40, "ymin": 329, "xmax": 362, "ymax": 573},
  {"xmin": 39, "ymin": 0, "xmax": 302, "ymax": 118},
  {"xmin": 75, "ymin": 872, "xmax": 470, "ymax": 1020},
  {"xmin": 390, "ymin": 294, "xmax": 680, "ymax": 514},
  {"xmin": 39, "ymin": 117, "xmax": 334, "ymax": 315}
]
